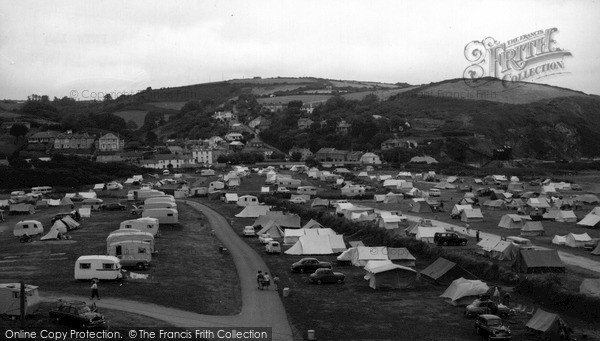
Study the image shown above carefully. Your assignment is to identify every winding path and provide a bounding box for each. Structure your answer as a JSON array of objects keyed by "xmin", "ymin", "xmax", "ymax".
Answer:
[{"xmin": 43, "ymin": 200, "xmax": 294, "ymax": 341}]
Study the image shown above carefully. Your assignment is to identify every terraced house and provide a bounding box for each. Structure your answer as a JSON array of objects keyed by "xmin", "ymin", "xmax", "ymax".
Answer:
[{"xmin": 53, "ymin": 131, "xmax": 95, "ymax": 150}]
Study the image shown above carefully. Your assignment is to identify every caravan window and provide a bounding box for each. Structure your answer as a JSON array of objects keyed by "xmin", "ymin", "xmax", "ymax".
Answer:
[
  {"xmin": 147, "ymin": 225, "xmax": 154, "ymax": 229},
  {"xmin": 138, "ymin": 248, "xmax": 147, "ymax": 254},
  {"xmin": 125, "ymin": 224, "xmax": 133, "ymax": 229},
  {"xmin": 102, "ymin": 263, "xmax": 113, "ymax": 269},
  {"xmin": 167, "ymin": 213, "xmax": 173, "ymax": 217},
  {"xmin": 79, "ymin": 263, "xmax": 91, "ymax": 269},
  {"xmin": 22, "ymin": 224, "xmax": 29, "ymax": 229}
]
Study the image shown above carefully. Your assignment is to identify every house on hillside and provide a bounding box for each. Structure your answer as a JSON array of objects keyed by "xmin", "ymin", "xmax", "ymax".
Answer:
[
  {"xmin": 27, "ymin": 131, "xmax": 59, "ymax": 145},
  {"xmin": 381, "ymin": 138, "xmax": 418, "ymax": 150},
  {"xmin": 207, "ymin": 136, "xmax": 226, "ymax": 147},
  {"xmin": 192, "ymin": 147, "xmax": 215, "ymax": 165},
  {"xmin": 346, "ymin": 151, "xmax": 362, "ymax": 162},
  {"xmin": 360, "ymin": 152, "xmax": 382, "ymax": 165},
  {"xmin": 336, "ymin": 120, "xmax": 351, "ymax": 134},
  {"xmin": 248, "ymin": 116, "xmax": 271, "ymax": 132},
  {"xmin": 224, "ymin": 132, "xmax": 243, "ymax": 142},
  {"xmin": 96, "ymin": 133, "xmax": 124, "ymax": 151},
  {"xmin": 315, "ymin": 148, "xmax": 348, "ymax": 162},
  {"xmin": 297, "ymin": 118, "xmax": 314, "ymax": 130},
  {"xmin": 141, "ymin": 154, "xmax": 189, "ymax": 169},
  {"xmin": 53, "ymin": 131, "xmax": 95, "ymax": 150},
  {"xmin": 288, "ymin": 147, "xmax": 313, "ymax": 161},
  {"xmin": 212, "ymin": 111, "xmax": 237, "ymax": 121}
]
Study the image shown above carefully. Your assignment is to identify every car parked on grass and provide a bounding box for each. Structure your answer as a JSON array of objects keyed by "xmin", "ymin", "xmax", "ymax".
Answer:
[
  {"xmin": 473, "ymin": 314, "xmax": 511, "ymax": 340},
  {"xmin": 243, "ymin": 226, "xmax": 256, "ymax": 237},
  {"xmin": 258, "ymin": 233, "xmax": 274, "ymax": 244},
  {"xmin": 289, "ymin": 197, "xmax": 307, "ymax": 204},
  {"xmin": 49, "ymin": 300, "xmax": 106, "ymax": 329},
  {"xmin": 465, "ymin": 299, "xmax": 514, "ymax": 319},
  {"xmin": 265, "ymin": 240, "xmax": 281, "ymax": 254},
  {"xmin": 291, "ymin": 258, "xmax": 332, "ymax": 273},
  {"xmin": 309, "ymin": 268, "xmax": 345, "ymax": 284},
  {"xmin": 101, "ymin": 203, "xmax": 126, "ymax": 211},
  {"xmin": 276, "ymin": 187, "xmax": 290, "ymax": 193},
  {"xmin": 434, "ymin": 232, "xmax": 468, "ymax": 246}
]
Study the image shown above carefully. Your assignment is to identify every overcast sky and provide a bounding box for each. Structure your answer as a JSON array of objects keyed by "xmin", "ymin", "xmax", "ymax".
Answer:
[{"xmin": 1, "ymin": 0, "xmax": 599, "ymax": 100}]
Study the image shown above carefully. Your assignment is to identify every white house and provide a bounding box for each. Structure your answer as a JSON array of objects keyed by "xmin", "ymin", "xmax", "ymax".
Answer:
[
  {"xmin": 192, "ymin": 147, "xmax": 215, "ymax": 165},
  {"xmin": 360, "ymin": 152, "xmax": 382, "ymax": 165}
]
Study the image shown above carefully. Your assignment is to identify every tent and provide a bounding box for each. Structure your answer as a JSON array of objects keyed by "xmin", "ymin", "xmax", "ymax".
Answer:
[
  {"xmin": 565, "ymin": 233, "xmax": 591, "ymax": 248},
  {"xmin": 9, "ymin": 203, "xmax": 35, "ymax": 215},
  {"xmin": 283, "ymin": 228, "xmax": 336, "ymax": 244},
  {"xmin": 526, "ymin": 309, "xmax": 570, "ymax": 341},
  {"xmin": 490, "ymin": 241, "xmax": 518, "ymax": 261},
  {"xmin": 311, "ymin": 198, "xmax": 330, "ymax": 208},
  {"xmin": 482, "ymin": 200, "xmax": 507, "ymax": 210},
  {"xmin": 461, "ymin": 209, "xmax": 484, "ymax": 222},
  {"xmin": 542, "ymin": 207, "xmax": 560, "ymax": 220},
  {"xmin": 593, "ymin": 243, "xmax": 600, "ymax": 256},
  {"xmin": 348, "ymin": 241, "xmax": 365, "ymax": 247},
  {"xmin": 513, "ymin": 249, "xmax": 565, "ymax": 273},
  {"xmin": 235, "ymin": 205, "xmax": 270, "ymax": 218},
  {"xmin": 414, "ymin": 226, "xmax": 447, "ymax": 243},
  {"xmin": 555, "ymin": 210, "xmax": 577, "ymax": 223},
  {"xmin": 386, "ymin": 247, "xmax": 416, "ymax": 267},
  {"xmin": 78, "ymin": 207, "xmax": 91, "ymax": 218},
  {"xmin": 477, "ymin": 237, "xmax": 501, "ymax": 253},
  {"xmin": 256, "ymin": 221, "xmax": 284, "ymax": 238},
  {"xmin": 520, "ymin": 221, "xmax": 545, "ymax": 236},
  {"xmin": 40, "ymin": 224, "xmax": 66, "ymax": 241},
  {"xmin": 577, "ymin": 214, "xmax": 600, "ymax": 228},
  {"xmin": 378, "ymin": 215, "xmax": 405, "ymax": 230},
  {"xmin": 420, "ymin": 257, "xmax": 474, "ymax": 285},
  {"xmin": 0, "ymin": 283, "xmax": 41, "ymax": 316},
  {"xmin": 50, "ymin": 220, "xmax": 68, "ymax": 234},
  {"xmin": 284, "ymin": 235, "xmax": 346, "ymax": 255},
  {"xmin": 337, "ymin": 246, "xmax": 389, "ymax": 266},
  {"xmin": 252, "ymin": 212, "xmax": 301, "ymax": 229},
  {"xmin": 93, "ymin": 183, "xmax": 105, "ymax": 190},
  {"xmin": 440, "ymin": 277, "xmax": 490, "ymax": 306},
  {"xmin": 451, "ymin": 204, "xmax": 472, "ymax": 216},
  {"xmin": 498, "ymin": 214, "xmax": 530, "ymax": 229},
  {"xmin": 363, "ymin": 261, "xmax": 417, "ymax": 290},
  {"xmin": 410, "ymin": 200, "xmax": 433, "ymax": 213},
  {"xmin": 575, "ymin": 194, "xmax": 600, "ymax": 204},
  {"xmin": 527, "ymin": 198, "xmax": 551, "ymax": 209},
  {"xmin": 46, "ymin": 199, "xmax": 61, "ymax": 207},
  {"xmin": 434, "ymin": 182, "xmax": 455, "ymax": 189},
  {"xmin": 373, "ymin": 194, "xmax": 386, "ymax": 203},
  {"xmin": 579, "ymin": 278, "xmax": 600, "ymax": 297},
  {"xmin": 302, "ymin": 219, "xmax": 324, "ymax": 229},
  {"xmin": 383, "ymin": 192, "xmax": 402, "ymax": 204},
  {"xmin": 551, "ymin": 235, "xmax": 566, "ymax": 246},
  {"xmin": 60, "ymin": 197, "xmax": 74, "ymax": 206}
]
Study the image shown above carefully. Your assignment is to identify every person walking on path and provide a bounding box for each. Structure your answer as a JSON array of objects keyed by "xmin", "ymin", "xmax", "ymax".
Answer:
[
  {"xmin": 273, "ymin": 274, "xmax": 280, "ymax": 291},
  {"xmin": 263, "ymin": 272, "xmax": 271, "ymax": 290},
  {"xmin": 90, "ymin": 279, "xmax": 99, "ymax": 300},
  {"xmin": 256, "ymin": 271, "xmax": 264, "ymax": 290}
]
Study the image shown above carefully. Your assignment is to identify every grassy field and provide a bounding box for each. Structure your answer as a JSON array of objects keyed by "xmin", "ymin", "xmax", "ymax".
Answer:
[
  {"xmin": 111, "ymin": 110, "xmax": 149, "ymax": 129},
  {"xmin": 147, "ymin": 101, "xmax": 187, "ymax": 111},
  {"xmin": 0, "ymin": 193, "xmax": 241, "ymax": 315},
  {"xmin": 257, "ymin": 95, "xmax": 332, "ymax": 106}
]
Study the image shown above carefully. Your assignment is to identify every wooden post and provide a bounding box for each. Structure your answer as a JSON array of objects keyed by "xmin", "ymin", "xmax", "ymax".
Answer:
[{"xmin": 20, "ymin": 281, "xmax": 25, "ymax": 329}]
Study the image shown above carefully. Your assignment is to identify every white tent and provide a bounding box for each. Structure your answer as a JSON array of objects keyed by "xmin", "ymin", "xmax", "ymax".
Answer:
[
  {"xmin": 552, "ymin": 235, "xmax": 567, "ymax": 245},
  {"xmin": 284, "ymin": 235, "xmax": 346, "ymax": 255},
  {"xmin": 93, "ymin": 183, "xmax": 105, "ymax": 190},
  {"xmin": 256, "ymin": 221, "xmax": 285, "ymax": 238},
  {"xmin": 337, "ymin": 246, "xmax": 388, "ymax": 266},
  {"xmin": 363, "ymin": 261, "xmax": 417, "ymax": 290},
  {"xmin": 302, "ymin": 219, "xmax": 324, "ymax": 229},
  {"xmin": 461, "ymin": 208, "xmax": 484, "ymax": 222},
  {"xmin": 577, "ymin": 214, "xmax": 600, "ymax": 228},
  {"xmin": 440, "ymin": 277, "xmax": 490, "ymax": 306},
  {"xmin": 415, "ymin": 226, "xmax": 447, "ymax": 243},
  {"xmin": 311, "ymin": 198, "xmax": 330, "ymax": 208},
  {"xmin": 378, "ymin": 215, "xmax": 405, "ymax": 230},
  {"xmin": 580, "ymin": 279, "xmax": 600, "ymax": 297},
  {"xmin": 235, "ymin": 205, "xmax": 270, "ymax": 218},
  {"xmin": 555, "ymin": 210, "xmax": 577, "ymax": 223},
  {"xmin": 47, "ymin": 199, "xmax": 61, "ymax": 207},
  {"xmin": 498, "ymin": 214, "xmax": 530, "ymax": 229},
  {"xmin": 452, "ymin": 204, "xmax": 472, "ymax": 216},
  {"xmin": 78, "ymin": 207, "xmax": 91, "ymax": 218},
  {"xmin": 565, "ymin": 233, "xmax": 591, "ymax": 248},
  {"xmin": 283, "ymin": 228, "xmax": 337, "ymax": 244}
]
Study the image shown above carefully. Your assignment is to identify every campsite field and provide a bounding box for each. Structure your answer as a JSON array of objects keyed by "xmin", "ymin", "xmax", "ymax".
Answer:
[{"xmin": 0, "ymin": 194, "xmax": 241, "ymax": 316}]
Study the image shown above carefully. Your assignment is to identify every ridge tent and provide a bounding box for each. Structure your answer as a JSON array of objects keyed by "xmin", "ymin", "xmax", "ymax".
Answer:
[
  {"xmin": 498, "ymin": 214, "xmax": 530, "ymax": 229},
  {"xmin": 410, "ymin": 200, "xmax": 433, "ymax": 213},
  {"xmin": 477, "ymin": 238, "xmax": 501, "ymax": 253},
  {"xmin": 386, "ymin": 247, "xmax": 416, "ymax": 267},
  {"xmin": 50, "ymin": 220, "xmax": 68, "ymax": 234},
  {"xmin": 574, "ymin": 194, "xmax": 600, "ymax": 204},
  {"xmin": 235, "ymin": 205, "xmax": 271, "ymax": 218},
  {"xmin": 527, "ymin": 198, "xmax": 550, "ymax": 209},
  {"xmin": 348, "ymin": 241, "xmax": 364, "ymax": 247},
  {"xmin": 555, "ymin": 210, "xmax": 577, "ymax": 223},
  {"xmin": 47, "ymin": 199, "xmax": 61, "ymax": 207},
  {"xmin": 302, "ymin": 219, "xmax": 324, "ymax": 229},
  {"xmin": 507, "ymin": 182, "xmax": 525, "ymax": 193},
  {"xmin": 283, "ymin": 228, "xmax": 306, "ymax": 244},
  {"xmin": 506, "ymin": 199, "xmax": 525, "ymax": 210},
  {"xmin": 415, "ymin": 226, "xmax": 447, "ymax": 243},
  {"xmin": 490, "ymin": 240, "xmax": 518, "ymax": 261},
  {"xmin": 451, "ymin": 204, "xmax": 472, "ymax": 216},
  {"xmin": 551, "ymin": 235, "xmax": 566, "ymax": 245},
  {"xmin": 542, "ymin": 207, "xmax": 560, "ymax": 220},
  {"xmin": 254, "ymin": 213, "xmax": 301, "ymax": 229},
  {"xmin": 61, "ymin": 216, "xmax": 80, "ymax": 230},
  {"xmin": 60, "ymin": 197, "xmax": 73, "ymax": 207},
  {"xmin": 565, "ymin": 233, "xmax": 591, "ymax": 248},
  {"xmin": 260, "ymin": 186, "xmax": 270, "ymax": 193},
  {"xmin": 252, "ymin": 211, "xmax": 283, "ymax": 227},
  {"xmin": 383, "ymin": 192, "xmax": 402, "ymax": 204},
  {"xmin": 378, "ymin": 215, "xmax": 405, "ymax": 230},
  {"xmin": 520, "ymin": 221, "xmax": 545, "ymax": 236},
  {"xmin": 256, "ymin": 221, "xmax": 284, "ymax": 238},
  {"xmin": 311, "ymin": 198, "xmax": 330, "ymax": 208},
  {"xmin": 9, "ymin": 203, "xmax": 35, "ymax": 215},
  {"xmin": 337, "ymin": 246, "xmax": 389, "ymax": 266},
  {"xmin": 577, "ymin": 214, "xmax": 600, "ymax": 228},
  {"xmin": 513, "ymin": 249, "xmax": 565, "ymax": 273},
  {"xmin": 420, "ymin": 257, "xmax": 474, "ymax": 285},
  {"xmin": 482, "ymin": 200, "xmax": 507, "ymax": 210},
  {"xmin": 374, "ymin": 194, "xmax": 386, "ymax": 203},
  {"xmin": 461, "ymin": 208, "xmax": 484, "ymax": 222},
  {"xmin": 579, "ymin": 278, "xmax": 600, "ymax": 297},
  {"xmin": 285, "ymin": 235, "xmax": 346, "ymax": 255},
  {"xmin": 526, "ymin": 309, "xmax": 571, "ymax": 341},
  {"xmin": 363, "ymin": 260, "xmax": 417, "ymax": 290},
  {"xmin": 78, "ymin": 207, "xmax": 91, "ymax": 218},
  {"xmin": 587, "ymin": 206, "xmax": 600, "ymax": 216},
  {"xmin": 593, "ymin": 243, "xmax": 600, "ymax": 255},
  {"xmin": 440, "ymin": 277, "xmax": 490, "ymax": 306},
  {"xmin": 40, "ymin": 225, "xmax": 64, "ymax": 240},
  {"xmin": 434, "ymin": 182, "xmax": 455, "ymax": 189},
  {"xmin": 0, "ymin": 283, "xmax": 41, "ymax": 316}
]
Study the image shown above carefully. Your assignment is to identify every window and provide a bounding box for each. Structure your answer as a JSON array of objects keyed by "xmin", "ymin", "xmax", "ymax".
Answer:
[
  {"xmin": 147, "ymin": 225, "xmax": 153, "ymax": 229},
  {"xmin": 139, "ymin": 248, "xmax": 146, "ymax": 254},
  {"xmin": 167, "ymin": 214, "xmax": 173, "ymax": 217},
  {"xmin": 102, "ymin": 263, "xmax": 113, "ymax": 269},
  {"xmin": 22, "ymin": 224, "xmax": 29, "ymax": 229},
  {"xmin": 125, "ymin": 225, "xmax": 132, "ymax": 229},
  {"xmin": 79, "ymin": 263, "xmax": 91, "ymax": 269}
]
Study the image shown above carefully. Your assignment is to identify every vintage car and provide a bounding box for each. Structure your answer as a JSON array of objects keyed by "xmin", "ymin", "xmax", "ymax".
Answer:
[
  {"xmin": 473, "ymin": 314, "xmax": 511, "ymax": 340},
  {"xmin": 465, "ymin": 299, "xmax": 514, "ymax": 318},
  {"xmin": 49, "ymin": 300, "xmax": 106, "ymax": 329},
  {"xmin": 290, "ymin": 258, "xmax": 332, "ymax": 273},
  {"xmin": 309, "ymin": 268, "xmax": 345, "ymax": 284}
]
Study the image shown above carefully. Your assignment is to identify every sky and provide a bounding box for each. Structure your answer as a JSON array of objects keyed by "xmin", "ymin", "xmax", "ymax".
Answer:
[{"xmin": 1, "ymin": 0, "xmax": 599, "ymax": 100}]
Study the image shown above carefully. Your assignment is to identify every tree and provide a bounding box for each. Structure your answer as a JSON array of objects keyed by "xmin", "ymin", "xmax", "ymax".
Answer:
[
  {"xmin": 104, "ymin": 94, "xmax": 112, "ymax": 102},
  {"xmin": 291, "ymin": 151, "xmax": 302, "ymax": 161},
  {"xmin": 126, "ymin": 120, "xmax": 138, "ymax": 130},
  {"xmin": 146, "ymin": 131, "xmax": 158, "ymax": 145},
  {"xmin": 9, "ymin": 123, "xmax": 29, "ymax": 139},
  {"xmin": 288, "ymin": 100, "xmax": 303, "ymax": 109},
  {"xmin": 181, "ymin": 100, "xmax": 201, "ymax": 114}
]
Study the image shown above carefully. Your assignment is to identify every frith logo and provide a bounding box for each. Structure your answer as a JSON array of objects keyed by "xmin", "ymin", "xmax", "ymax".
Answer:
[{"xmin": 463, "ymin": 28, "xmax": 572, "ymax": 88}]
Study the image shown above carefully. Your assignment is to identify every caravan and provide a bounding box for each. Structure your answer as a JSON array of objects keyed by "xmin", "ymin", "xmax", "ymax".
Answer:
[
  {"xmin": 107, "ymin": 230, "xmax": 155, "ymax": 253},
  {"xmin": 107, "ymin": 240, "xmax": 152, "ymax": 269},
  {"xmin": 0, "ymin": 283, "xmax": 41, "ymax": 316},
  {"xmin": 31, "ymin": 186, "xmax": 53, "ymax": 195},
  {"xmin": 120, "ymin": 218, "xmax": 160, "ymax": 236},
  {"xmin": 14, "ymin": 220, "xmax": 43, "ymax": 237},
  {"xmin": 81, "ymin": 198, "xmax": 103, "ymax": 211},
  {"xmin": 74, "ymin": 255, "xmax": 123, "ymax": 280},
  {"xmin": 127, "ymin": 189, "xmax": 165, "ymax": 201},
  {"xmin": 143, "ymin": 201, "xmax": 177, "ymax": 210},
  {"xmin": 142, "ymin": 208, "xmax": 178, "ymax": 224}
]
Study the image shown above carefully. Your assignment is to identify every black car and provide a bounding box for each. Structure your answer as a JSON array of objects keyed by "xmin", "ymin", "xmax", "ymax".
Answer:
[
  {"xmin": 49, "ymin": 300, "xmax": 106, "ymax": 329},
  {"xmin": 309, "ymin": 268, "xmax": 345, "ymax": 284},
  {"xmin": 290, "ymin": 258, "xmax": 332, "ymax": 273},
  {"xmin": 434, "ymin": 232, "xmax": 468, "ymax": 246},
  {"xmin": 102, "ymin": 203, "xmax": 126, "ymax": 211},
  {"xmin": 474, "ymin": 314, "xmax": 511, "ymax": 340}
]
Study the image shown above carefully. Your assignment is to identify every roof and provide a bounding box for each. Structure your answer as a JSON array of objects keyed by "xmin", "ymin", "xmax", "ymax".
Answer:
[
  {"xmin": 99, "ymin": 133, "xmax": 119, "ymax": 140},
  {"xmin": 517, "ymin": 249, "xmax": 564, "ymax": 269},
  {"xmin": 526, "ymin": 309, "xmax": 561, "ymax": 332},
  {"xmin": 420, "ymin": 257, "xmax": 456, "ymax": 280}
]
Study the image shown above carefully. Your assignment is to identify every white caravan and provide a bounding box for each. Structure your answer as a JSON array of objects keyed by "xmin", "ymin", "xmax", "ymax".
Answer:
[
  {"xmin": 74, "ymin": 255, "xmax": 122, "ymax": 280},
  {"xmin": 107, "ymin": 240, "xmax": 152, "ymax": 269},
  {"xmin": 14, "ymin": 220, "xmax": 43, "ymax": 237},
  {"xmin": 107, "ymin": 229, "xmax": 155, "ymax": 253},
  {"xmin": 142, "ymin": 208, "xmax": 178, "ymax": 224},
  {"xmin": 0, "ymin": 283, "xmax": 41, "ymax": 316},
  {"xmin": 119, "ymin": 218, "xmax": 160, "ymax": 237},
  {"xmin": 143, "ymin": 202, "xmax": 177, "ymax": 210},
  {"xmin": 144, "ymin": 195, "xmax": 175, "ymax": 204}
]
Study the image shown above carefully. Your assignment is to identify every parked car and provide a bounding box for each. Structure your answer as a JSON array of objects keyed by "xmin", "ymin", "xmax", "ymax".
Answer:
[
  {"xmin": 102, "ymin": 203, "xmax": 126, "ymax": 211},
  {"xmin": 465, "ymin": 299, "xmax": 514, "ymax": 318},
  {"xmin": 49, "ymin": 300, "xmax": 106, "ymax": 329},
  {"xmin": 571, "ymin": 184, "xmax": 582, "ymax": 191},
  {"xmin": 434, "ymin": 232, "xmax": 468, "ymax": 246},
  {"xmin": 276, "ymin": 187, "xmax": 290, "ymax": 193},
  {"xmin": 529, "ymin": 180, "xmax": 541, "ymax": 186},
  {"xmin": 473, "ymin": 314, "xmax": 511, "ymax": 340},
  {"xmin": 289, "ymin": 197, "xmax": 307, "ymax": 204},
  {"xmin": 265, "ymin": 240, "xmax": 281, "ymax": 254},
  {"xmin": 258, "ymin": 233, "xmax": 274, "ymax": 244},
  {"xmin": 243, "ymin": 226, "xmax": 256, "ymax": 237},
  {"xmin": 309, "ymin": 268, "xmax": 345, "ymax": 284},
  {"xmin": 291, "ymin": 258, "xmax": 332, "ymax": 273}
]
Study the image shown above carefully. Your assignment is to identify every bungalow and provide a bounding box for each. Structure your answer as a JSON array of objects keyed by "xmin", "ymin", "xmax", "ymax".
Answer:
[
  {"xmin": 224, "ymin": 132, "xmax": 244, "ymax": 142},
  {"xmin": 297, "ymin": 118, "xmax": 314, "ymax": 130}
]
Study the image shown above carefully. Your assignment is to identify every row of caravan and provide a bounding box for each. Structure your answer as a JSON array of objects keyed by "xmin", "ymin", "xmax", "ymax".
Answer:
[{"xmin": 141, "ymin": 195, "xmax": 178, "ymax": 224}]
